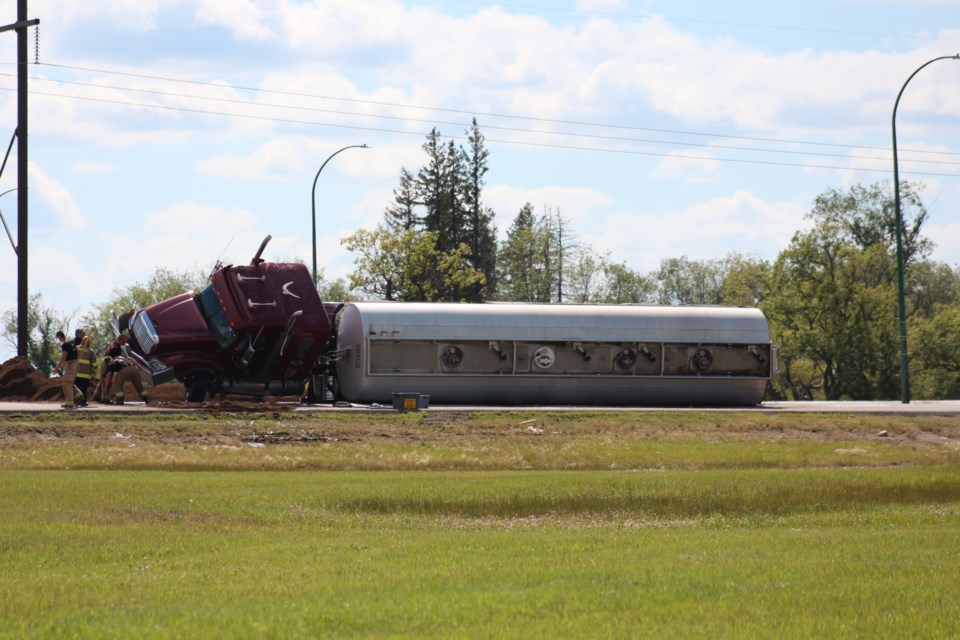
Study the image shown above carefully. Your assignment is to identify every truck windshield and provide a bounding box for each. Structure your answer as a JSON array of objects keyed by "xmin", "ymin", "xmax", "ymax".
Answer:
[{"xmin": 196, "ymin": 283, "xmax": 236, "ymax": 348}]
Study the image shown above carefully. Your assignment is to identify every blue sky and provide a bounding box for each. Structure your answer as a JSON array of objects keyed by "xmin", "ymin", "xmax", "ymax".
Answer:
[{"xmin": 1, "ymin": 0, "xmax": 959, "ymax": 359}]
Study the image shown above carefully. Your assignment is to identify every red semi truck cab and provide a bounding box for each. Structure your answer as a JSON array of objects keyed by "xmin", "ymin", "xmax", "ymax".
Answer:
[{"xmin": 119, "ymin": 237, "xmax": 333, "ymax": 401}]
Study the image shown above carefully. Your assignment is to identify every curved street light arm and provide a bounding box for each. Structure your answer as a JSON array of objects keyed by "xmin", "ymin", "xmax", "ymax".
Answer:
[
  {"xmin": 891, "ymin": 54, "xmax": 959, "ymax": 404},
  {"xmin": 311, "ymin": 144, "xmax": 369, "ymax": 284}
]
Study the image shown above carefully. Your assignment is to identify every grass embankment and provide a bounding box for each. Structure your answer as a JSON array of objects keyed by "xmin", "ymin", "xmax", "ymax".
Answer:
[
  {"xmin": 1, "ymin": 411, "xmax": 959, "ymax": 638},
  {"xmin": 1, "ymin": 410, "xmax": 958, "ymax": 470}
]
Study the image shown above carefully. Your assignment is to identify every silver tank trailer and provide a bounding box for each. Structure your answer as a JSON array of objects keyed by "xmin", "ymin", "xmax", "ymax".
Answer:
[{"xmin": 335, "ymin": 302, "xmax": 775, "ymax": 406}]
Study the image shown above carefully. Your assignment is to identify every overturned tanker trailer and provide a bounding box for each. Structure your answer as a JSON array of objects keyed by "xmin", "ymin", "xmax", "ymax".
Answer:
[
  {"xmin": 116, "ymin": 236, "xmax": 775, "ymax": 405},
  {"xmin": 333, "ymin": 301, "xmax": 775, "ymax": 406}
]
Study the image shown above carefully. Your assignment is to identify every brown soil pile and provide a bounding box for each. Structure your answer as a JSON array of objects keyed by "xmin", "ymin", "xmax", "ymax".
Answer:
[
  {"xmin": 0, "ymin": 356, "xmax": 301, "ymax": 410},
  {"xmin": 0, "ymin": 357, "xmax": 63, "ymax": 401}
]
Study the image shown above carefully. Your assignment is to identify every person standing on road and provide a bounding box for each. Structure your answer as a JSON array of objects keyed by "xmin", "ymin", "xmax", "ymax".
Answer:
[
  {"xmin": 75, "ymin": 336, "xmax": 98, "ymax": 405},
  {"xmin": 54, "ymin": 330, "xmax": 84, "ymax": 409}
]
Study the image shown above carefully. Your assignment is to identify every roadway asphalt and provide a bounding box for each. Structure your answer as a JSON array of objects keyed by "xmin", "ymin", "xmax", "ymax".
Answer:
[{"xmin": 2, "ymin": 400, "xmax": 960, "ymax": 415}]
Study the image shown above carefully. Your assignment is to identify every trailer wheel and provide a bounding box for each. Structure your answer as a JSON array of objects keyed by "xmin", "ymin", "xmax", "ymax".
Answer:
[{"xmin": 185, "ymin": 372, "xmax": 212, "ymax": 403}]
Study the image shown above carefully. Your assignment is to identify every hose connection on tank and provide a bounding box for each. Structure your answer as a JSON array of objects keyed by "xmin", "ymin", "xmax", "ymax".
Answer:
[
  {"xmin": 488, "ymin": 341, "xmax": 508, "ymax": 361},
  {"xmin": 573, "ymin": 343, "xmax": 591, "ymax": 362}
]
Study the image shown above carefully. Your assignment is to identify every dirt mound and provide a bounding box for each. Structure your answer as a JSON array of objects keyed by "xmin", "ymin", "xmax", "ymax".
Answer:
[
  {"xmin": 0, "ymin": 357, "xmax": 63, "ymax": 401},
  {"xmin": 0, "ymin": 356, "xmax": 301, "ymax": 410}
]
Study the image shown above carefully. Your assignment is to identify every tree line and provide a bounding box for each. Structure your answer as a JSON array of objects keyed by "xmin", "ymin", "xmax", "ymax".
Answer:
[{"xmin": 4, "ymin": 125, "xmax": 959, "ymax": 400}]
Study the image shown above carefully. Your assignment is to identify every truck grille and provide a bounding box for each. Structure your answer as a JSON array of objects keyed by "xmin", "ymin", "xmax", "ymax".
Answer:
[{"xmin": 132, "ymin": 311, "xmax": 160, "ymax": 355}]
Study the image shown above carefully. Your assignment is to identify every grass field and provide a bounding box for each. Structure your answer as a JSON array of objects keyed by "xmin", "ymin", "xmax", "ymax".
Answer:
[{"xmin": 1, "ymin": 410, "xmax": 959, "ymax": 638}]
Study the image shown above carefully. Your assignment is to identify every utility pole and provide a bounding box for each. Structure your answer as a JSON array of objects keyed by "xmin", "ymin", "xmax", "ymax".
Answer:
[{"xmin": 0, "ymin": 2, "xmax": 38, "ymax": 357}]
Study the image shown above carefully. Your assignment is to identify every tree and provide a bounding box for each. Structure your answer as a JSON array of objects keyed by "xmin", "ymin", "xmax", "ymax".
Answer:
[
  {"xmin": 719, "ymin": 253, "xmax": 772, "ymax": 307},
  {"xmin": 906, "ymin": 261, "xmax": 960, "ymax": 320},
  {"xmin": 813, "ymin": 181, "xmax": 931, "ymax": 265},
  {"xmin": 497, "ymin": 203, "xmax": 550, "ymax": 302},
  {"xmin": 765, "ymin": 217, "xmax": 899, "ymax": 400},
  {"xmin": 384, "ymin": 167, "xmax": 420, "ymax": 231},
  {"xmin": 762, "ymin": 181, "xmax": 936, "ymax": 401},
  {"xmin": 378, "ymin": 124, "xmax": 499, "ymax": 302},
  {"xmin": 342, "ymin": 225, "xmax": 484, "ymax": 302},
  {"xmin": 418, "ymin": 129, "xmax": 465, "ymax": 253},
  {"xmin": 1, "ymin": 293, "xmax": 75, "ymax": 375},
  {"xmin": 313, "ymin": 266, "xmax": 357, "ymax": 304},
  {"xmin": 655, "ymin": 256, "xmax": 728, "ymax": 305},
  {"xmin": 909, "ymin": 304, "xmax": 960, "ymax": 399},
  {"xmin": 601, "ymin": 261, "xmax": 657, "ymax": 304},
  {"xmin": 461, "ymin": 119, "xmax": 498, "ymax": 300},
  {"xmin": 542, "ymin": 206, "xmax": 577, "ymax": 302},
  {"xmin": 566, "ymin": 250, "xmax": 603, "ymax": 303}
]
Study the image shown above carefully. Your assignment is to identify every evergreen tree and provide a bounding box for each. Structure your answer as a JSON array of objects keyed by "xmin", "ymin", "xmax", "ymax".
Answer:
[
  {"xmin": 462, "ymin": 119, "xmax": 498, "ymax": 300},
  {"xmin": 497, "ymin": 203, "xmax": 551, "ymax": 302},
  {"xmin": 381, "ymin": 124, "xmax": 498, "ymax": 302},
  {"xmin": 418, "ymin": 129, "xmax": 465, "ymax": 253},
  {"xmin": 384, "ymin": 167, "xmax": 420, "ymax": 231}
]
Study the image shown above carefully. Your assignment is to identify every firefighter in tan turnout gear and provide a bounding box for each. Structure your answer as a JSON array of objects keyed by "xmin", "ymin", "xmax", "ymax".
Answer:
[
  {"xmin": 74, "ymin": 336, "xmax": 98, "ymax": 404},
  {"xmin": 106, "ymin": 334, "xmax": 149, "ymax": 405},
  {"xmin": 54, "ymin": 330, "xmax": 85, "ymax": 409}
]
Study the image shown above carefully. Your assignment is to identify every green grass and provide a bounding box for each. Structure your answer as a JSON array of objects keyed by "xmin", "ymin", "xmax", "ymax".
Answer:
[
  {"xmin": 1, "ymin": 411, "xmax": 959, "ymax": 471},
  {"xmin": 1, "ymin": 411, "xmax": 959, "ymax": 638}
]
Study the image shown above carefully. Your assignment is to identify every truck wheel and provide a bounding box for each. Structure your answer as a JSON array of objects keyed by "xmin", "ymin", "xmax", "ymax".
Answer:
[{"xmin": 185, "ymin": 373, "xmax": 211, "ymax": 403}]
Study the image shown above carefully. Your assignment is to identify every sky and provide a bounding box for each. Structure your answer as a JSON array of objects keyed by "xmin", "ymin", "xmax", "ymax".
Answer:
[{"xmin": 1, "ymin": 0, "xmax": 959, "ymax": 358}]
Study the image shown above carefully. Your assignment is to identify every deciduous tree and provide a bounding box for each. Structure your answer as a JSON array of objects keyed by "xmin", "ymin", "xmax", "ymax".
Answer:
[{"xmin": 1, "ymin": 293, "xmax": 75, "ymax": 376}]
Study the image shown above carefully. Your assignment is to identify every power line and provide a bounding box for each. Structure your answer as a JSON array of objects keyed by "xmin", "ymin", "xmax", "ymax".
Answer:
[
  {"xmin": 11, "ymin": 72, "xmax": 958, "ymax": 168},
  {"xmin": 32, "ymin": 62, "xmax": 960, "ymax": 159},
  {"xmin": 4, "ymin": 85, "xmax": 956, "ymax": 178}
]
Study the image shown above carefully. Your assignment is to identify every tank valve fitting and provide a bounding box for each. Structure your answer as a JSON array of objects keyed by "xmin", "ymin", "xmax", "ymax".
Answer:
[
  {"xmin": 489, "ymin": 342, "xmax": 509, "ymax": 361},
  {"xmin": 692, "ymin": 348, "xmax": 713, "ymax": 372},
  {"xmin": 573, "ymin": 343, "xmax": 591, "ymax": 362},
  {"xmin": 639, "ymin": 345, "xmax": 657, "ymax": 362},
  {"xmin": 441, "ymin": 345, "xmax": 464, "ymax": 367},
  {"xmin": 615, "ymin": 348, "xmax": 637, "ymax": 370}
]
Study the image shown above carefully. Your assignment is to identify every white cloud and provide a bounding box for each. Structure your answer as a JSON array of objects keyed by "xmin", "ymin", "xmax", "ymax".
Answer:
[
  {"xmin": 652, "ymin": 151, "xmax": 720, "ymax": 183},
  {"xmin": 195, "ymin": 138, "xmax": 307, "ymax": 181},
  {"xmin": 29, "ymin": 162, "xmax": 86, "ymax": 230},
  {"xmin": 96, "ymin": 202, "xmax": 266, "ymax": 280},
  {"xmin": 594, "ymin": 191, "xmax": 805, "ymax": 272},
  {"xmin": 194, "ymin": 0, "xmax": 275, "ymax": 42},
  {"xmin": 278, "ymin": 0, "xmax": 411, "ymax": 53},
  {"xmin": 576, "ymin": 0, "xmax": 629, "ymax": 10},
  {"xmin": 930, "ymin": 222, "xmax": 960, "ymax": 266},
  {"xmin": 33, "ymin": 0, "xmax": 168, "ymax": 32},
  {"xmin": 74, "ymin": 160, "xmax": 120, "ymax": 174},
  {"xmin": 486, "ymin": 184, "xmax": 613, "ymax": 234},
  {"xmin": 195, "ymin": 137, "xmax": 398, "ymax": 182}
]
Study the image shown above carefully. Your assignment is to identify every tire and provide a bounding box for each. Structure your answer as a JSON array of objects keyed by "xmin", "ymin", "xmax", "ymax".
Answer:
[{"xmin": 185, "ymin": 372, "xmax": 211, "ymax": 403}]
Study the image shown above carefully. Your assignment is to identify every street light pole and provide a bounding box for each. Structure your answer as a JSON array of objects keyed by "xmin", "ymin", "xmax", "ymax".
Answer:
[
  {"xmin": 891, "ymin": 54, "xmax": 958, "ymax": 404},
  {"xmin": 311, "ymin": 144, "xmax": 368, "ymax": 284}
]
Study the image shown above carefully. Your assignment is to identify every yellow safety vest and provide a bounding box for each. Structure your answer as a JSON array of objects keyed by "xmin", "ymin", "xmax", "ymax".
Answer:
[{"xmin": 76, "ymin": 347, "xmax": 97, "ymax": 380}]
